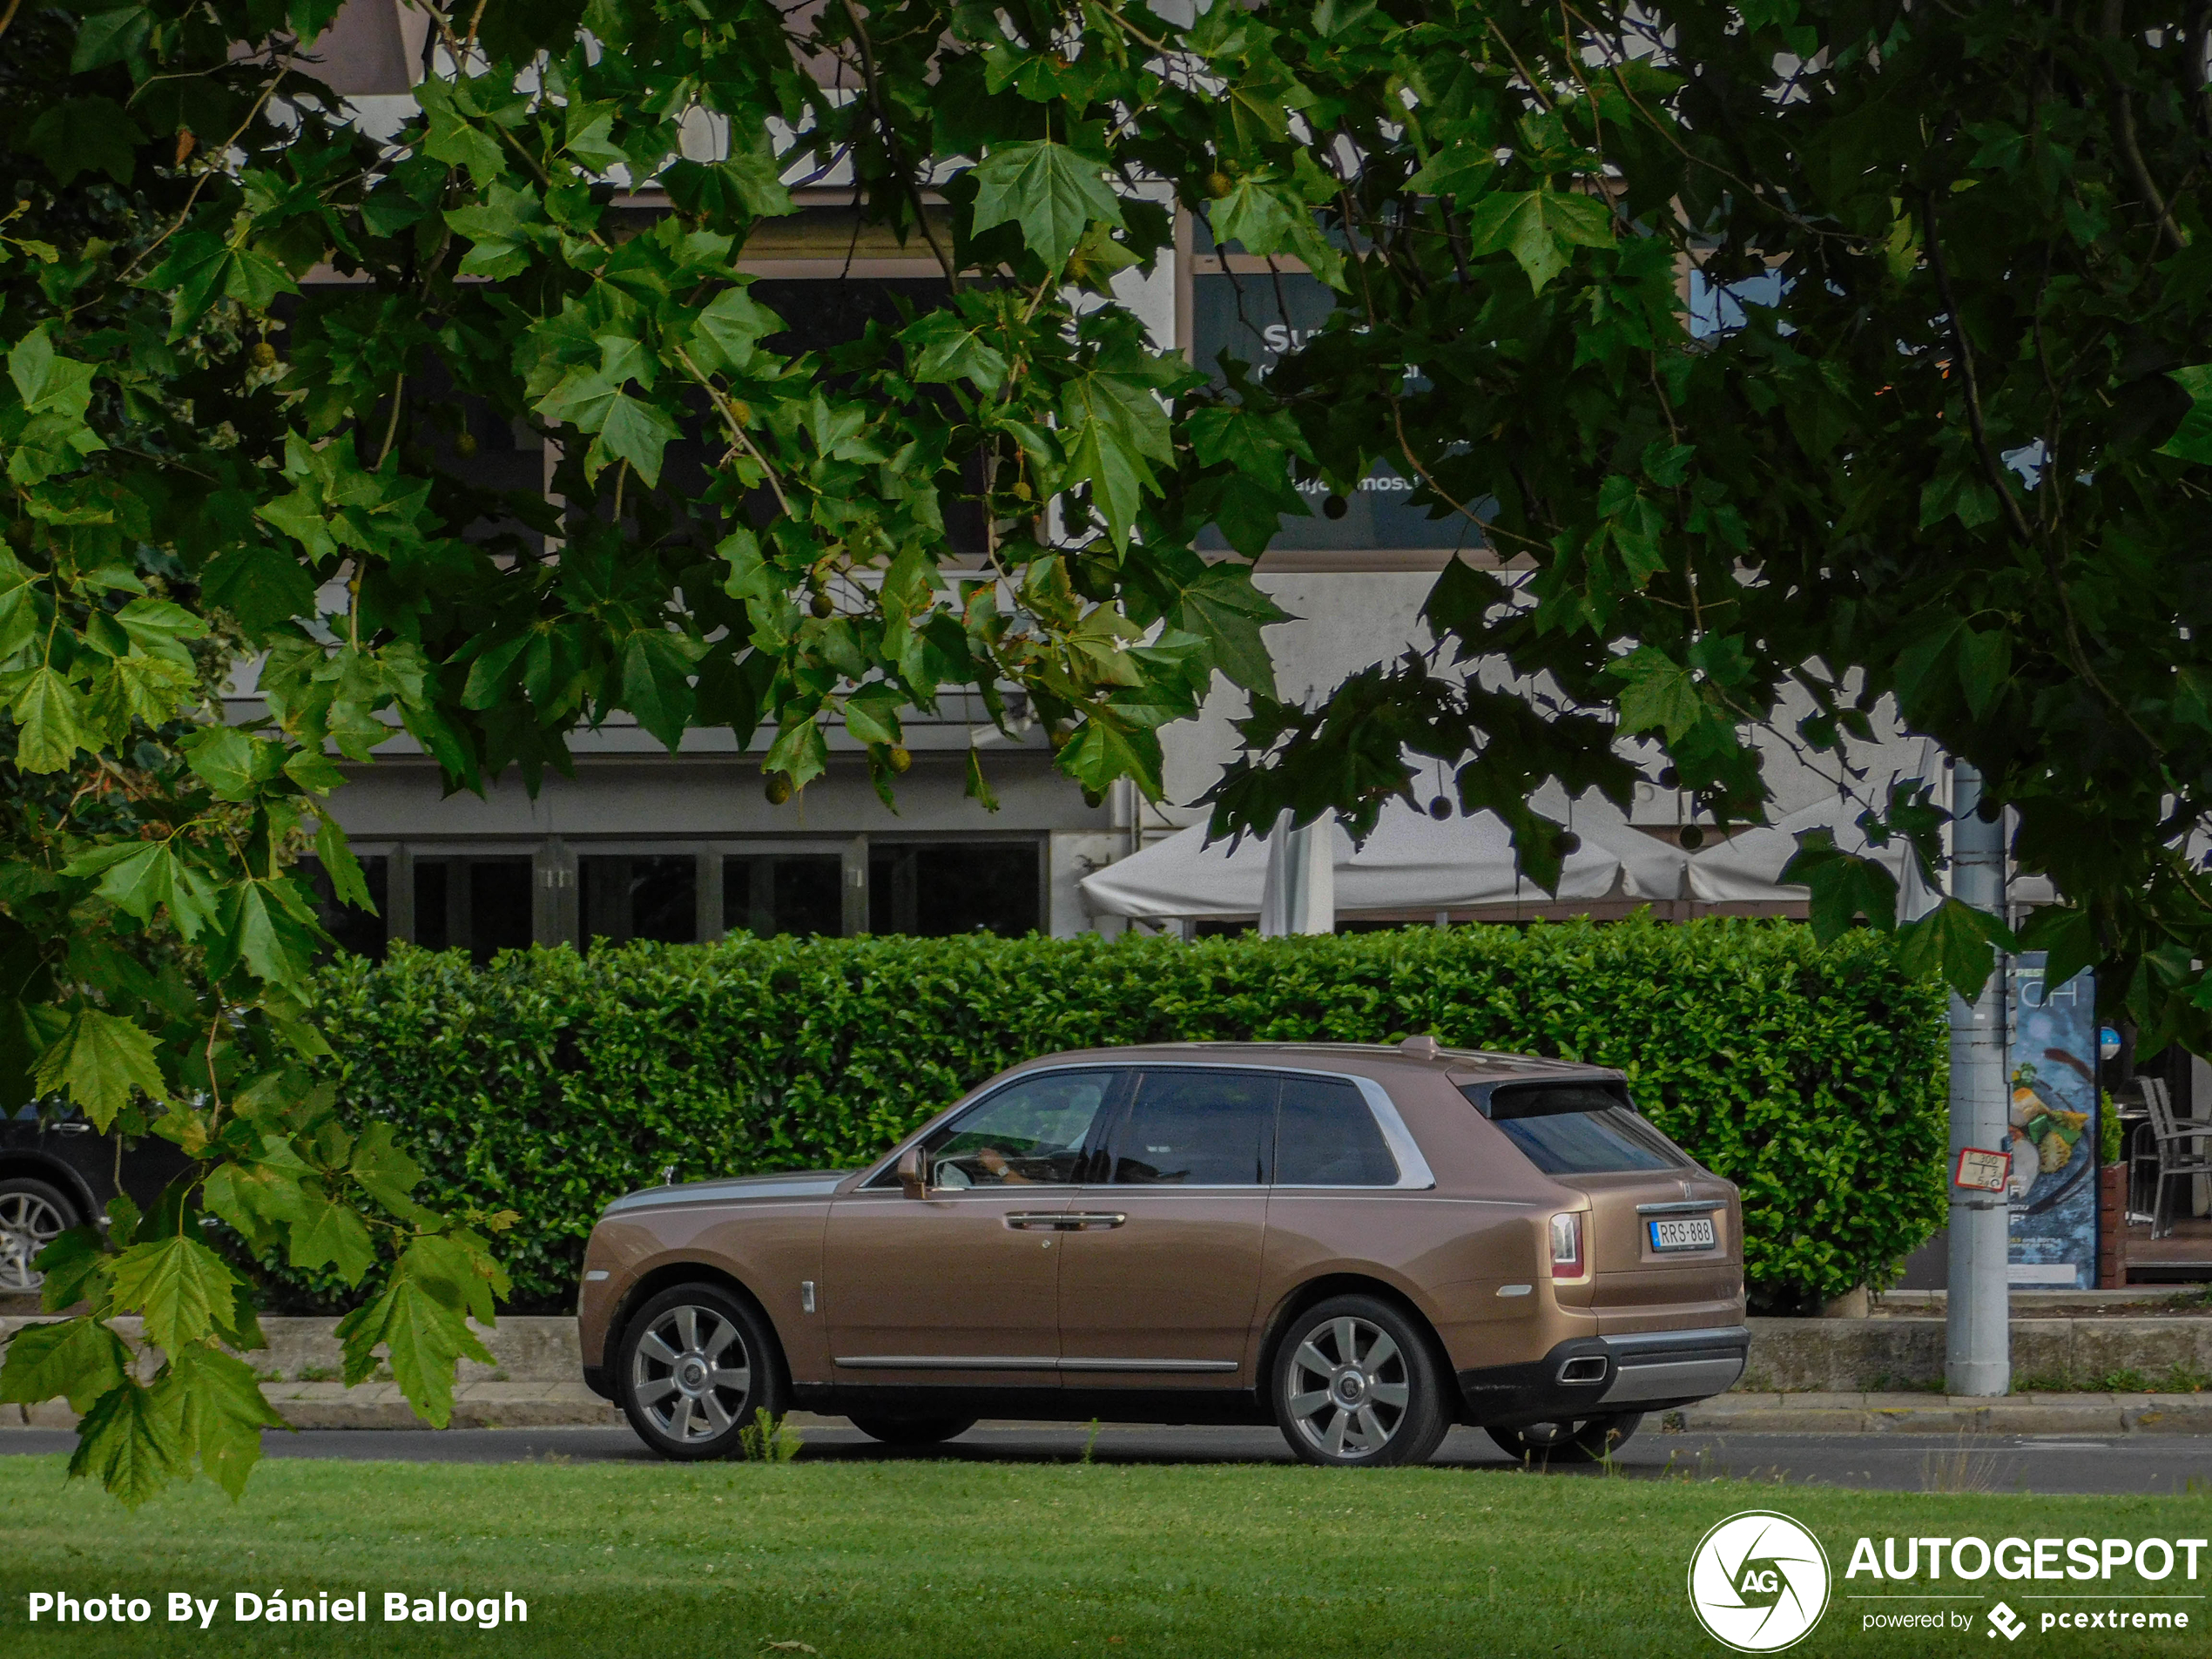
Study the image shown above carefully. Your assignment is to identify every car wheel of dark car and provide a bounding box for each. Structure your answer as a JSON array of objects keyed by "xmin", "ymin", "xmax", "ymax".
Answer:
[
  {"xmin": 1271, "ymin": 1294, "xmax": 1451, "ymax": 1468},
  {"xmin": 1485, "ymin": 1412, "xmax": 1642, "ymax": 1466},
  {"xmin": 616, "ymin": 1284, "xmax": 789, "ymax": 1460},
  {"xmin": 0, "ymin": 1177, "xmax": 78, "ymax": 1296},
  {"xmin": 846, "ymin": 1413, "xmax": 978, "ymax": 1447}
]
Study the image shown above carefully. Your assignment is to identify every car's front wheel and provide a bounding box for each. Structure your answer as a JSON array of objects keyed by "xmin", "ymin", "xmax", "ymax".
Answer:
[
  {"xmin": 1486, "ymin": 1413, "xmax": 1642, "ymax": 1465},
  {"xmin": 0, "ymin": 1177, "xmax": 78, "ymax": 1297},
  {"xmin": 1271, "ymin": 1295, "xmax": 1451, "ymax": 1468},
  {"xmin": 847, "ymin": 1413, "xmax": 977, "ymax": 1447},
  {"xmin": 616, "ymin": 1283, "xmax": 789, "ymax": 1460}
]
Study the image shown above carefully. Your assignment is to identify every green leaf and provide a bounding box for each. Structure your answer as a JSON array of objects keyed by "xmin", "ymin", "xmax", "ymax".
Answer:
[
  {"xmin": 24, "ymin": 98, "xmax": 143, "ymax": 186},
  {"xmin": 33, "ymin": 1227, "xmax": 111, "ymax": 1313},
  {"xmin": 181, "ymin": 725, "xmax": 280, "ymax": 801},
  {"xmin": 71, "ymin": 7, "xmax": 152, "ymax": 73},
  {"xmin": 689, "ymin": 285, "xmax": 781, "ymax": 377},
  {"xmin": 1167, "ymin": 566, "xmax": 1291, "ymax": 699},
  {"xmin": 965, "ymin": 745, "xmax": 1001, "ymax": 812},
  {"xmin": 1059, "ymin": 363, "xmax": 1172, "ymax": 550},
  {"xmin": 348, "ymin": 1120, "xmax": 427, "ymax": 1218},
  {"xmin": 158, "ymin": 1342, "xmax": 287, "ymax": 1499},
  {"xmin": 970, "ymin": 140, "xmax": 1124, "ymax": 266},
  {"xmin": 1608, "ymin": 646, "xmax": 1703, "ymax": 742},
  {"xmin": 108, "ymin": 1233, "xmax": 239, "ymax": 1355},
  {"xmin": 2158, "ymin": 366, "xmax": 2212, "ymax": 462},
  {"xmin": 1060, "ymin": 706, "xmax": 1163, "ymax": 797},
  {"xmin": 1460, "ymin": 187, "xmax": 1615, "ymax": 293},
  {"xmin": 10, "ymin": 665, "xmax": 89, "ymax": 772},
  {"xmin": 287, "ymin": 1184, "xmax": 378, "ymax": 1285},
  {"xmin": 32, "ymin": 1008, "xmax": 166, "ymax": 1129},
  {"xmin": 314, "ymin": 817, "xmax": 375, "ymax": 911},
  {"xmin": 337, "ymin": 1259, "xmax": 493, "ymax": 1429},
  {"xmin": 1893, "ymin": 896, "xmax": 2015, "ymax": 1000},
  {"xmin": 0, "ymin": 1316, "xmax": 131, "ymax": 1411},
  {"xmin": 619, "ymin": 630, "xmax": 698, "ymax": 751},
  {"xmin": 1781, "ymin": 834, "xmax": 1904, "ymax": 939},
  {"xmin": 68, "ymin": 1378, "xmax": 180, "ymax": 1507}
]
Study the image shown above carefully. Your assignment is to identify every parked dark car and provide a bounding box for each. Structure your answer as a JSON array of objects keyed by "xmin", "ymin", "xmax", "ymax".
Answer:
[{"xmin": 0, "ymin": 1107, "xmax": 192, "ymax": 1296}]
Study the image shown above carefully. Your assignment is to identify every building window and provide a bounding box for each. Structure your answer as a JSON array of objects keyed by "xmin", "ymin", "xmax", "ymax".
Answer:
[
  {"xmin": 724, "ymin": 854, "xmax": 843, "ymax": 939},
  {"xmin": 580, "ymin": 855, "xmax": 698, "ymax": 949},
  {"xmin": 298, "ymin": 855, "xmax": 389, "ymax": 961},
  {"xmin": 868, "ymin": 842, "xmax": 1040, "ymax": 937},
  {"xmin": 415, "ymin": 856, "xmax": 534, "ymax": 964}
]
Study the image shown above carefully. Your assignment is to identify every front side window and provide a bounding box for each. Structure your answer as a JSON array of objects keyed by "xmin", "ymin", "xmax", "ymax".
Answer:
[
  {"xmin": 1109, "ymin": 1070, "xmax": 1276, "ymax": 1185},
  {"xmin": 1274, "ymin": 1076, "xmax": 1400, "ymax": 1187},
  {"xmin": 918, "ymin": 1069, "xmax": 1119, "ymax": 1188},
  {"xmin": 1475, "ymin": 1082, "xmax": 1688, "ymax": 1175}
]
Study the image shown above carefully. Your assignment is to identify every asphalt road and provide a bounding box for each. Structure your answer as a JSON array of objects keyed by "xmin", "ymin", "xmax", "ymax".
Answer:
[{"xmin": 4, "ymin": 1423, "xmax": 2209, "ymax": 1492}]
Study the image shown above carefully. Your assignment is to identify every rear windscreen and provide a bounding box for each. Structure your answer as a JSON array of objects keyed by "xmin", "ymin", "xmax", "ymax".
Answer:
[{"xmin": 1469, "ymin": 1082, "xmax": 1688, "ymax": 1174}]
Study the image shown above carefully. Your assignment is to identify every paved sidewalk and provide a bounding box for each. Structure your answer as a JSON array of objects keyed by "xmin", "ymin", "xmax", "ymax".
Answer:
[{"xmin": 10, "ymin": 1384, "xmax": 2212, "ymax": 1434}]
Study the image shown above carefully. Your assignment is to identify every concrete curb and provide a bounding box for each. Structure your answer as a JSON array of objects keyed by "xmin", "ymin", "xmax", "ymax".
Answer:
[{"xmin": 1672, "ymin": 1393, "xmax": 2212, "ymax": 1435}]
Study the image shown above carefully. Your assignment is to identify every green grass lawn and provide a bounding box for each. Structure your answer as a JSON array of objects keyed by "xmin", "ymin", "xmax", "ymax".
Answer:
[{"xmin": 1, "ymin": 1448, "xmax": 2207, "ymax": 1657}]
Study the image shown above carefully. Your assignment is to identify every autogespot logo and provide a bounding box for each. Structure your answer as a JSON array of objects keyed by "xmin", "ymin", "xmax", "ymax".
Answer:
[{"xmin": 1688, "ymin": 1511, "xmax": 1832, "ymax": 1652}]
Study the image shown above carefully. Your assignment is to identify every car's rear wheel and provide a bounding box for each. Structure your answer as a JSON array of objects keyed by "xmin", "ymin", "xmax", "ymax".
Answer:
[
  {"xmin": 846, "ymin": 1413, "xmax": 977, "ymax": 1447},
  {"xmin": 1486, "ymin": 1412, "xmax": 1642, "ymax": 1465},
  {"xmin": 1271, "ymin": 1294, "xmax": 1451, "ymax": 1468},
  {"xmin": 616, "ymin": 1283, "xmax": 788, "ymax": 1460},
  {"xmin": 0, "ymin": 1178, "xmax": 78, "ymax": 1296}
]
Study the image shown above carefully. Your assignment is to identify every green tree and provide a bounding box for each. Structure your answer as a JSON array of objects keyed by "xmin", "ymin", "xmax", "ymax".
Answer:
[{"xmin": 4, "ymin": 0, "xmax": 2210, "ymax": 1500}]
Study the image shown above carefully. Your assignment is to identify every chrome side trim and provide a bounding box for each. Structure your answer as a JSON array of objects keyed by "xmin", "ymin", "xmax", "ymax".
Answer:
[
  {"xmin": 1055, "ymin": 1358, "xmax": 1238, "ymax": 1373},
  {"xmin": 1635, "ymin": 1199, "xmax": 1727, "ymax": 1216},
  {"xmin": 1347, "ymin": 1076, "xmax": 1439, "ymax": 1190},
  {"xmin": 1597, "ymin": 1355, "xmax": 1744, "ymax": 1406},
  {"xmin": 832, "ymin": 1355, "xmax": 1236, "ymax": 1373},
  {"xmin": 833, "ymin": 1355, "xmax": 1061, "ymax": 1371}
]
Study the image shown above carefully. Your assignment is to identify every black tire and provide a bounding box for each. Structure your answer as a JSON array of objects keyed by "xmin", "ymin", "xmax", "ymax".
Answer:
[
  {"xmin": 1485, "ymin": 1412, "xmax": 1642, "ymax": 1466},
  {"xmin": 616, "ymin": 1283, "xmax": 789, "ymax": 1461},
  {"xmin": 0, "ymin": 1177, "xmax": 80, "ymax": 1297},
  {"xmin": 1271, "ymin": 1294, "xmax": 1452, "ymax": 1468},
  {"xmin": 846, "ymin": 1413, "xmax": 978, "ymax": 1447}
]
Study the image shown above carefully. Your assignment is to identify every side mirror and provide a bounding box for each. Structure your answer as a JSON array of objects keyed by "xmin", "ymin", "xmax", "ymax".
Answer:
[{"xmin": 896, "ymin": 1145, "xmax": 927, "ymax": 1199}]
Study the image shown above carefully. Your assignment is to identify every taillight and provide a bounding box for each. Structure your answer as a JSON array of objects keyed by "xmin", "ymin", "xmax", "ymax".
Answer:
[{"xmin": 1549, "ymin": 1211, "xmax": 1585, "ymax": 1280}]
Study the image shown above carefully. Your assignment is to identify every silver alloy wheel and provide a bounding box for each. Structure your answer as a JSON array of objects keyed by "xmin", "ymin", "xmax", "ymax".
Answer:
[
  {"xmin": 0, "ymin": 1189, "xmax": 68, "ymax": 1294},
  {"xmin": 1285, "ymin": 1314, "xmax": 1412, "ymax": 1460},
  {"xmin": 629, "ymin": 1304, "xmax": 752, "ymax": 1443}
]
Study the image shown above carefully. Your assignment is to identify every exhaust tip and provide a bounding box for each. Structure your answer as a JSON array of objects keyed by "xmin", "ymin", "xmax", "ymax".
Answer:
[{"xmin": 1557, "ymin": 1355, "xmax": 1608, "ymax": 1386}]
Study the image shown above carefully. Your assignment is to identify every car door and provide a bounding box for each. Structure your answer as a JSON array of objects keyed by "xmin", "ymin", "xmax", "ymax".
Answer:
[
  {"xmin": 1055, "ymin": 1067, "xmax": 1277, "ymax": 1387},
  {"xmin": 820, "ymin": 1068, "xmax": 1123, "ymax": 1386}
]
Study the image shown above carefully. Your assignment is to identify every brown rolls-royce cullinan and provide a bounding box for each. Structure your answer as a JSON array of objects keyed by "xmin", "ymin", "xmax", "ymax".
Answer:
[{"xmin": 577, "ymin": 1039, "xmax": 1748, "ymax": 1467}]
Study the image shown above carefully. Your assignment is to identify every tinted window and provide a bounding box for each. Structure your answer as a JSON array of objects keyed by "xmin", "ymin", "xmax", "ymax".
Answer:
[
  {"xmin": 868, "ymin": 843, "xmax": 1040, "ymax": 936},
  {"xmin": 1110, "ymin": 1071, "xmax": 1275, "ymax": 1185},
  {"xmin": 1474, "ymin": 1082, "xmax": 1686, "ymax": 1175},
  {"xmin": 1275, "ymin": 1076, "xmax": 1399, "ymax": 1187},
  {"xmin": 917, "ymin": 1069, "xmax": 1118, "ymax": 1188},
  {"xmin": 725, "ymin": 854, "xmax": 843, "ymax": 938}
]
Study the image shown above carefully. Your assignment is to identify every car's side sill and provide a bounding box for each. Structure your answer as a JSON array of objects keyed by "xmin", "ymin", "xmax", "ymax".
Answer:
[{"xmin": 833, "ymin": 1355, "xmax": 1238, "ymax": 1373}]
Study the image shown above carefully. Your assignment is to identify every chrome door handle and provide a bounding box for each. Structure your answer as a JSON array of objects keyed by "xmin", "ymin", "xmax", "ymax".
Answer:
[
  {"xmin": 1003, "ymin": 1212, "xmax": 1127, "ymax": 1231},
  {"xmin": 1063, "ymin": 1213, "xmax": 1127, "ymax": 1231},
  {"xmin": 1003, "ymin": 1213, "xmax": 1068, "ymax": 1231},
  {"xmin": 52, "ymin": 1122, "xmax": 91, "ymax": 1135}
]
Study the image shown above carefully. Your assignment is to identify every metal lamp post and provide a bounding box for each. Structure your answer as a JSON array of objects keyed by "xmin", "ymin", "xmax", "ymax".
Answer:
[{"xmin": 1946, "ymin": 759, "xmax": 2011, "ymax": 1396}]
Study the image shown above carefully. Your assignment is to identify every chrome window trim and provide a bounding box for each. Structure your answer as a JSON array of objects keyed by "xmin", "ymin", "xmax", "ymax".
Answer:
[{"xmin": 855, "ymin": 1059, "xmax": 1440, "ymax": 1194}]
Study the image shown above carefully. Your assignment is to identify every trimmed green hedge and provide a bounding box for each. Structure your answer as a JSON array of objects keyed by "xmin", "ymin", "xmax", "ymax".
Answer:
[{"xmin": 300, "ymin": 919, "xmax": 1948, "ymax": 1312}]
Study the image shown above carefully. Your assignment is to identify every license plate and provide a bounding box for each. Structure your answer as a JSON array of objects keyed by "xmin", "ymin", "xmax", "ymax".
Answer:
[{"xmin": 1649, "ymin": 1217, "xmax": 1716, "ymax": 1251}]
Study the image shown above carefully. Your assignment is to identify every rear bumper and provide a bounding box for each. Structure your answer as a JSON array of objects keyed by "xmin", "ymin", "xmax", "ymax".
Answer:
[{"xmin": 1454, "ymin": 1325, "xmax": 1748, "ymax": 1427}]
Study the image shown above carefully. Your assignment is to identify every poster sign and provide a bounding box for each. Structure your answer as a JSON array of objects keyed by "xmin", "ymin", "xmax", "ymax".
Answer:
[
  {"xmin": 2005, "ymin": 954, "xmax": 2099, "ymax": 1289},
  {"xmin": 1188, "ymin": 270, "xmax": 1490, "ymax": 554}
]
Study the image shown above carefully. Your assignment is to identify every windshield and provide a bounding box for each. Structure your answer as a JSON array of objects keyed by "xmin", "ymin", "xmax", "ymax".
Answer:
[{"xmin": 1469, "ymin": 1082, "xmax": 1689, "ymax": 1175}]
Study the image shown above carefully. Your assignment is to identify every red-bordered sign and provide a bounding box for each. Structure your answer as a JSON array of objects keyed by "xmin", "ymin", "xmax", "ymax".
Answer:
[{"xmin": 1954, "ymin": 1147, "xmax": 2010, "ymax": 1192}]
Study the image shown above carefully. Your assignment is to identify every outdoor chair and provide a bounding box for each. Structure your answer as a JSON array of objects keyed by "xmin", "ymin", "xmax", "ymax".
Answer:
[{"xmin": 2141, "ymin": 1077, "xmax": 2212, "ymax": 1239}]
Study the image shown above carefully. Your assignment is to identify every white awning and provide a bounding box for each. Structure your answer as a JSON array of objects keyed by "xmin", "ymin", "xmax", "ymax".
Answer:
[{"xmin": 1081, "ymin": 794, "xmax": 1687, "ymax": 921}]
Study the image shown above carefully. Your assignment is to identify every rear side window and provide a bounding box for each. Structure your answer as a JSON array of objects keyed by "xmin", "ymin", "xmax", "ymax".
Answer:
[
  {"xmin": 1111, "ymin": 1070, "xmax": 1276, "ymax": 1185},
  {"xmin": 1276, "ymin": 1076, "xmax": 1399, "ymax": 1187},
  {"xmin": 1474, "ymin": 1082, "xmax": 1687, "ymax": 1175}
]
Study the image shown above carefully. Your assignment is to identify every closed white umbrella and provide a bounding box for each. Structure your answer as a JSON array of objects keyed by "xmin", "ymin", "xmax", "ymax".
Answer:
[{"xmin": 1259, "ymin": 811, "xmax": 1335, "ymax": 935}]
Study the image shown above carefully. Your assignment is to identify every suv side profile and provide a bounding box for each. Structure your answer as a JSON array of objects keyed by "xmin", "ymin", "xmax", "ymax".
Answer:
[{"xmin": 577, "ymin": 1039, "xmax": 1748, "ymax": 1467}]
